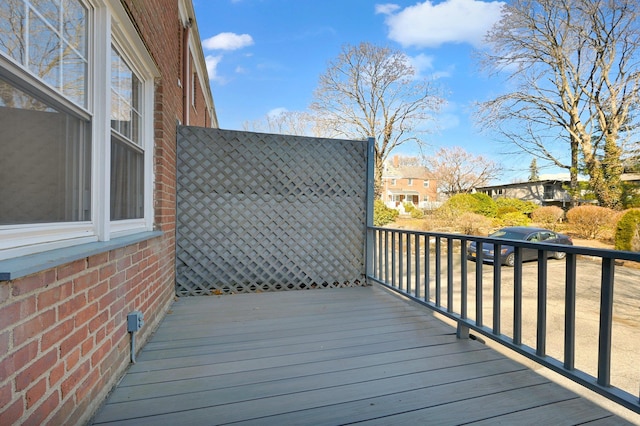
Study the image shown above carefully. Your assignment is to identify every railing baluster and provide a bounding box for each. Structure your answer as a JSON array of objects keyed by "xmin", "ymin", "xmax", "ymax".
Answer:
[
  {"xmin": 406, "ymin": 232, "xmax": 412, "ymax": 294},
  {"xmin": 384, "ymin": 230, "xmax": 390, "ymax": 284},
  {"xmin": 537, "ymin": 250, "xmax": 548, "ymax": 357},
  {"xmin": 391, "ymin": 231, "xmax": 396, "ymax": 289},
  {"xmin": 424, "ymin": 235, "xmax": 430, "ymax": 302},
  {"xmin": 564, "ymin": 253, "xmax": 577, "ymax": 370},
  {"xmin": 414, "ymin": 233, "xmax": 420, "ymax": 299},
  {"xmin": 493, "ymin": 243, "xmax": 501, "ymax": 336},
  {"xmin": 476, "ymin": 241, "xmax": 483, "ymax": 328},
  {"xmin": 447, "ymin": 238, "xmax": 454, "ymax": 313},
  {"xmin": 460, "ymin": 240, "xmax": 467, "ymax": 320},
  {"xmin": 513, "ymin": 247, "xmax": 523, "ymax": 346},
  {"xmin": 435, "ymin": 236, "xmax": 441, "ymax": 307},
  {"xmin": 398, "ymin": 232, "xmax": 404, "ymax": 291},
  {"xmin": 376, "ymin": 229, "xmax": 382, "ymax": 279},
  {"xmin": 598, "ymin": 258, "xmax": 615, "ymax": 387}
]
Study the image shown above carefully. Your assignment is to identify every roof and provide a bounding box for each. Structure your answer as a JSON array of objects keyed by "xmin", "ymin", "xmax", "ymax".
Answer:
[{"xmin": 384, "ymin": 165, "xmax": 433, "ymax": 180}]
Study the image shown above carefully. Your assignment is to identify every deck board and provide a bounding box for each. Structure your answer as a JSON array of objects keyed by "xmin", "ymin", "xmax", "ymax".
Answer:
[{"xmin": 91, "ymin": 285, "xmax": 632, "ymax": 425}]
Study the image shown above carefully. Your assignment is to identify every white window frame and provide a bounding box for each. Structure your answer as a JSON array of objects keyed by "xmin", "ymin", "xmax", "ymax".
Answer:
[{"xmin": 0, "ymin": 1, "xmax": 158, "ymax": 261}]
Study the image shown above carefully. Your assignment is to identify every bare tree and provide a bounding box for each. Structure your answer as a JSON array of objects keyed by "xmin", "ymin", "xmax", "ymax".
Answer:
[
  {"xmin": 242, "ymin": 110, "xmax": 318, "ymax": 136},
  {"xmin": 425, "ymin": 146, "xmax": 500, "ymax": 194},
  {"xmin": 310, "ymin": 42, "xmax": 444, "ymax": 197},
  {"xmin": 477, "ymin": 0, "xmax": 640, "ymax": 208}
]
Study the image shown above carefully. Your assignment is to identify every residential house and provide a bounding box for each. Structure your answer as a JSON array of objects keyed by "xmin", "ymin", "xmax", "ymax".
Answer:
[
  {"xmin": 0, "ymin": 1, "xmax": 216, "ymax": 424},
  {"xmin": 475, "ymin": 178, "xmax": 574, "ymax": 207},
  {"xmin": 382, "ymin": 155, "xmax": 438, "ymax": 211}
]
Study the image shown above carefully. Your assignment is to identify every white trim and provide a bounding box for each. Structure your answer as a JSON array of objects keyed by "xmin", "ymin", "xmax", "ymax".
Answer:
[
  {"xmin": 93, "ymin": 3, "xmax": 111, "ymax": 241},
  {"xmin": 0, "ymin": 223, "xmax": 96, "ymax": 261}
]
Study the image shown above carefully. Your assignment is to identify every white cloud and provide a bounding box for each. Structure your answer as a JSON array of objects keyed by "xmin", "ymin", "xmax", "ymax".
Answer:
[
  {"xmin": 205, "ymin": 55, "xmax": 223, "ymax": 81},
  {"xmin": 381, "ymin": 0, "xmax": 505, "ymax": 48},
  {"xmin": 375, "ymin": 3, "xmax": 401, "ymax": 15},
  {"xmin": 202, "ymin": 32, "xmax": 254, "ymax": 50},
  {"xmin": 407, "ymin": 53, "xmax": 434, "ymax": 75}
]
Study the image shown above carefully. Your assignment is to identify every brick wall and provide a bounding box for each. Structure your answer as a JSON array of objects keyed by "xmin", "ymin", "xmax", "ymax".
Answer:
[
  {"xmin": 0, "ymin": 1, "xmax": 214, "ymax": 424},
  {"xmin": 0, "ymin": 237, "xmax": 175, "ymax": 425}
]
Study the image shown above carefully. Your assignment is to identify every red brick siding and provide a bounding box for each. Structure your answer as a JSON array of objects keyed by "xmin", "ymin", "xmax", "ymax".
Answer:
[
  {"xmin": 0, "ymin": 237, "xmax": 175, "ymax": 425},
  {"xmin": 0, "ymin": 1, "xmax": 215, "ymax": 424}
]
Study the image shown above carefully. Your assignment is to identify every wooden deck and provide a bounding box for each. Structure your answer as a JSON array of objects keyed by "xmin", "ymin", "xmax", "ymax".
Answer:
[{"xmin": 91, "ymin": 285, "xmax": 632, "ymax": 425}]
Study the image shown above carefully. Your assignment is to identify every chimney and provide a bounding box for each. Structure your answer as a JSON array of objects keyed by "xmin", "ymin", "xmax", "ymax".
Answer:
[{"xmin": 393, "ymin": 155, "xmax": 399, "ymax": 168}]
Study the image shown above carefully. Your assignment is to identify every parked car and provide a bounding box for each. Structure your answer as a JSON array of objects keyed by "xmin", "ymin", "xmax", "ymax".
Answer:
[{"xmin": 467, "ymin": 226, "xmax": 573, "ymax": 267}]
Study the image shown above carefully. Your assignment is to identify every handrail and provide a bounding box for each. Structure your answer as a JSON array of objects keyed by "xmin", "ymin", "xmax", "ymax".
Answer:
[{"xmin": 366, "ymin": 226, "xmax": 640, "ymax": 414}]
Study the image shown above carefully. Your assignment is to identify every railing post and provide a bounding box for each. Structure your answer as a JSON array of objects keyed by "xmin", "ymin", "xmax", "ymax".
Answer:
[
  {"xmin": 457, "ymin": 322, "xmax": 470, "ymax": 339},
  {"xmin": 364, "ymin": 137, "xmax": 375, "ymax": 283}
]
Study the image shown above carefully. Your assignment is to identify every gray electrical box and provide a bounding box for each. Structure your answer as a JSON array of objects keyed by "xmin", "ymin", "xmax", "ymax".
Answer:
[{"xmin": 127, "ymin": 311, "xmax": 144, "ymax": 332}]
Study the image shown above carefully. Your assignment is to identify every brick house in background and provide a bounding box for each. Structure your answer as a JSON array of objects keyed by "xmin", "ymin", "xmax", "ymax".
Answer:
[
  {"xmin": 382, "ymin": 155, "xmax": 438, "ymax": 211},
  {"xmin": 0, "ymin": 1, "xmax": 216, "ymax": 424}
]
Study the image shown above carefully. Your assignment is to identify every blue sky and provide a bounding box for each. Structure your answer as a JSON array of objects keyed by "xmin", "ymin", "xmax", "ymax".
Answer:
[{"xmin": 192, "ymin": 0, "xmax": 552, "ymax": 184}]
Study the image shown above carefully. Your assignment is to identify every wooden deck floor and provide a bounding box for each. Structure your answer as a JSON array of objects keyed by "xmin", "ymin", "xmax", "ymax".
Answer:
[{"xmin": 91, "ymin": 285, "xmax": 632, "ymax": 425}]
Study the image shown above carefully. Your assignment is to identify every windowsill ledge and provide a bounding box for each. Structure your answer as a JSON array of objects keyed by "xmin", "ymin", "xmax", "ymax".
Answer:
[{"xmin": 0, "ymin": 230, "xmax": 163, "ymax": 281}]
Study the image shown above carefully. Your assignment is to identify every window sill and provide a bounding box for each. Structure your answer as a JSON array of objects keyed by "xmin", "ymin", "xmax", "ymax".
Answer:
[{"xmin": 0, "ymin": 231, "xmax": 163, "ymax": 281}]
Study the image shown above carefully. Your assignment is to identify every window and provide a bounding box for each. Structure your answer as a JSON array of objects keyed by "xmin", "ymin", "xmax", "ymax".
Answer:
[
  {"xmin": 391, "ymin": 179, "xmax": 396, "ymax": 186},
  {"xmin": 543, "ymin": 184, "xmax": 554, "ymax": 199},
  {"xmin": 407, "ymin": 178, "xmax": 413, "ymax": 186},
  {"xmin": 0, "ymin": 1, "xmax": 157, "ymax": 260},
  {"xmin": 423, "ymin": 180, "xmax": 430, "ymax": 188},
  {"xmin": 111, "ymin": 46, "xmax": 144, "ymax": 220}
]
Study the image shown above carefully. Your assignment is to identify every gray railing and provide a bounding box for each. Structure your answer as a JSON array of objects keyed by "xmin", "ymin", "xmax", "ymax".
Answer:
[{"xmin": 366, "ymin": 226, "xmax": 640, "ymax": 414}]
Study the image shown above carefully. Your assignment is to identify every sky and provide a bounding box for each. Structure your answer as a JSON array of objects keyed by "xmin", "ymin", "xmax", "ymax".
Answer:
[{"xmin": 191, "ymin": 0, "xmax": 555, "ymax": 185}]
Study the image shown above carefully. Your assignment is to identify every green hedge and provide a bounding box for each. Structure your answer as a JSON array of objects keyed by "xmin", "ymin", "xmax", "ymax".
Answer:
[
  {"xmin": 615, "ymin": 209, "xmax": 640, "ymax": 251},
  {"xmin": 374, "ymin": 200, "xmax": 399, "ymax": 226}
]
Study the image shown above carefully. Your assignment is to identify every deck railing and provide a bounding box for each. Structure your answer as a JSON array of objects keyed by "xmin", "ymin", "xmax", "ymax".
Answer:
[{"xmin": 366, "ymin": 226, "xmax": 640, "ymax": 414}]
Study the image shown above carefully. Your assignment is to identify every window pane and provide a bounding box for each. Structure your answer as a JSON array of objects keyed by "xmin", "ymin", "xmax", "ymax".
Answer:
[
  {"xmin": 0, "ymin": 0, "xmax": 26, "ymax": 63},
  {"xmin": 0, "ymin": 77, "xmax": 91, "ymax": 225},
  {"xmin": 62, "ymin": 45, "xmax": 86, "ymax": 105},
  {"xmin": 110, "ymin": 138, "xmax": 144, "ymax": 220},
  {"xmin": 111, "ymin": 47, "xmax": 141, "ymax": 145},
  {"xmin": 62, "ymin": 0, "xmax": 86, "ymax": 55},
  {"xmin": 0, "ymin": 1, "xmax": 87, "ymax": 107},
  {"xmin": 29, "ymin": 11, "xmax": 61, "ymax": 89}
]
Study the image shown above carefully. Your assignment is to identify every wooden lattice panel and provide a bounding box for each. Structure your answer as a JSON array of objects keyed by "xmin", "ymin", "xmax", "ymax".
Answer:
[{"xmin": 176, "ymin": 127, "xmax": 368, "ymax": 296}]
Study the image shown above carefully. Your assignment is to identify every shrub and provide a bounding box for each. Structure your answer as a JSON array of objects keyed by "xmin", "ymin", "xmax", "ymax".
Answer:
[
  {"xmin": 494, "ymin": 211, "xmax": 531, "ymax": 227},
  {"xmin": 437, "ymin": 193, "xmax": 497, "ymax": 219},
  {"xmin": 531, "ymin": 206, "xmax": 565, "ymax": 230},
  {"xmin": 403, "ymin": 202, "xmax": 416, "ymax": 213},
  {"xmin": 471, "ymin": 193, "xmax": 498, "ymax": 217},
  {"xmin": 373, "ymin": 199, "xmax": 399, "ymax": 226},
  {"xmin": 410, "ymin": 208, "xmax": 424, "ymax": 219},
  {"xmin": 566, "ymin": 205, "xmax": 617, "ymax": 239},
  {"xmin": 495, "ymin": 197, "xmax": 538, "ymax": 215},
  {"xmin": 615, "ymin": 209, "xmax": 640, "ymax": 251},
  {"xmin": 457, "ymin": 212, "xmax": 493, "ymax": 235}
]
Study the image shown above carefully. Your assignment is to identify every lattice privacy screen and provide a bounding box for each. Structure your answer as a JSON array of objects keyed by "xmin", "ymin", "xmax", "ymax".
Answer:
[{"xmin": 176, "ymin": 127, "xmax": 369, "ymax": 296}]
